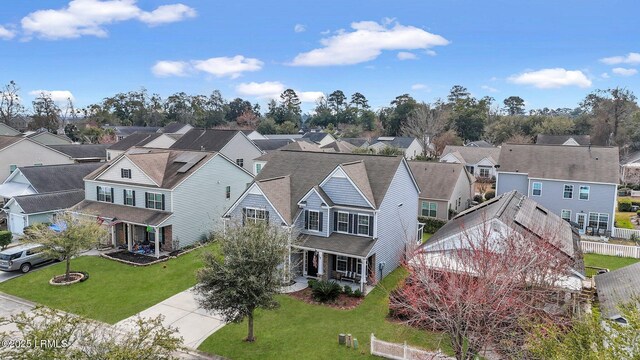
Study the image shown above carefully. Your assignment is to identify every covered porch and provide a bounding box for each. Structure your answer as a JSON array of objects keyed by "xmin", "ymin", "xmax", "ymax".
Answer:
[{"xmin": 72, "ymin": 200, "xmax": 173, "ymax": 258}]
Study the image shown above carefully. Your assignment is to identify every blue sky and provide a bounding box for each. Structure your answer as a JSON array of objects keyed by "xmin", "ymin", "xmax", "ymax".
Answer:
[{"xmin": 1, "ymin": 0, "xmax": 639, "ymax": 112}]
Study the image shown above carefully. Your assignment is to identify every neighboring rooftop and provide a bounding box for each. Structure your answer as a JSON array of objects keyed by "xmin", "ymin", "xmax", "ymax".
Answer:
[
  {"xmin": 160, "ymin": 122, "xmax": 190, "ymax": 134},
  {"xmin": 49, "ymin": 144, "xmax": 109, "ymax": 160},
  {"xmin": 319, "ymin": 140, "xmax": 356, "ymax": 153},
  {"xmin": 252, "ymin": 138, "xmax": 294, "ymax": 152},
  {"xmin": 466, "ymin": 140, "xmax": 494, "ymax": 148},
  {"xmin": 169, "ymin": 129, "xmax": 242, "ymax": 151},
  {"xmin": 498, "ymin": 144, "xmax": 619, "ymax": 184},
  {"xmin": 595, "ymin": 262, "xmax": 640, "ymax": 321},
  {"xmin": 441, "ymin": 145, "xmax": 501, "ymax": 164},
  {"xmin": 340, "ymin": 138, "xmax": 369, "ymax": 147},
  {"xmin": 301, "ymin": 132, "xmax": 333, "ymax": 143},
  {"xmin": 17, "ymin": 162, "xmax": 103, "ymax": 193},
  {"xmin": 409, "ymin": 161, "xmax": 474, "ymax": 200},
  {"xmin": 372, "ymin": 136, "xmax": 416, "ymax": 149},
  {"xmin": 262, "ymin": 134, "xmax": 304, "ymax": 140},
  {"xmin": 104, "ymin": 125, "xmax": 161, "ymax": 136},
  {"xmin": 11, "ymin": 189, "xmax": 85, "ymax": 214},
  {"xmin": 535, "ymin": 134, "xmax": 591, "ymax": 146},
  {"xmin": 0, "ymin": 135, "xmax": 24, "ymax": 150},
  {"xmin": 107, "ymin": 132, "xmax": 162, "ymax": 151}
]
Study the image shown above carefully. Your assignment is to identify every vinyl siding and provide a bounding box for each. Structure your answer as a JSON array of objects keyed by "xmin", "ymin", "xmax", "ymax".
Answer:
[
  {"xmin": 97, "ymin": 157, "xmax": 157, "ymax": 186},
  {"xmin": 321, "ymin": 177, "xmax": 371, "ymax": 208},
  {"xmin": 451, "ymin": 171, "xmax": 473, "ymax": 213},
  {"xmin": 404, "ymin": 140, "xmax": 423, "ymax": 160},
  {"xmin": 328, "ymin": 208, "xmax": 375, "ymax": 236},
  {"xmin": 28, "ymin": 213, "xmax": 54, "ymax": 225},
  {"xmin": 227, "ymin": 193, "xmax": 285, "ymax": 226},
  {"xmin": 371, "ymin": 161, "xmax": 419, "ymax": 281},
  {"xmin": 84, "ymin": 180, "xmax": 172, "ymax": 210},
  {"xmin": 0, "ymin": 140, "xmax": 74, "ymax": 182},
  {"xmin": 496, "ymin": 172, "xmax": 528, "ymax": 195},
  {"xmin": 143, "ymin": 134, "xmax": 177, "ymax": 149},
  {"xmin": 296, "ymin": 191, "xmax": 330, "ymax": 237},
  {"xmin": 172, "ymin": 155, "xmax": 254, "ymax": 247},
  {"xmin": 219, "ymin": 132, "xmax": 263, "ymax": 173},
  {"xmin": 7, "ymin": 171, "xmax": 32, "ymax": 187},
  {"xmin": 418, "ymin": 199, "xmax": 448, "ymax": 221},
  {"xmin": 106, "ymin": 149, "xmax": 124, "ymax": 161}
]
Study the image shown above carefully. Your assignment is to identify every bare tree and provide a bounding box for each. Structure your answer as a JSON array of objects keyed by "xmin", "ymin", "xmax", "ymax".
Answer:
[
  {"xmin": 431, "ymin": 129, "xmax": 463, "ymax": 157},
  {"xmin": 504, "ymin": 133, "xmax": 533, "ymax": 144},
  {"xmin": 390, "ymin": 218, "xmax": 577, "ymax": 359},
  {"xmin": 0, "ymin": 80, "xmax": 25, "ymax": 124},
  {"xmin": 401, "ymin": 102, "xmax": 449, "ymax": 157}
]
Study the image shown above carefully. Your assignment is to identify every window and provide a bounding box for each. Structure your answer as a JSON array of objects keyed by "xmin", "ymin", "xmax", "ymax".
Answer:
[
  {"xmin": 9, "ymin": 164, "xmax": 17, "ymax": 174},
  {"xmin": 308, "ymin": 211, "xmax": 320, "ymax": 231},
  {"xmin": 579, "ymin": 185, "xmax": 590, "ymax": 200},
  {"xmin": 466, "ymin": 166, "xmax": 475, "ymax": 174},
  {"xmin": 576, "ymin": 214, "xmax": 586, "ymax": 230},
  {"xmin": 336, "ymin": 256, "xmax": 347, "ymax": 272},
  {"xmin": 236, "ymin": 159, "xmax": 244, "ymax": 167},
  {"xmin": 26, "ymin": 247, "xmax": 43, "ymax": 256},
  {"xmin": 357, "ymin": 215, "xmax": 369, "ymax": 235},
  {"xmin": 479, "ymin": 167, "xmax": 490, "ymax": 178},
  {"xmin": 421, "ymin": 201, "xmax": 437, "ymax": 217},
  {"xmin": 225, "ymin": 186, "xmax": 231, "ymax": 199},
  {"xmin": 124, "ymin": 189, "xmax": 134, "ymax": 206},
  {"xmin": 337, "ymin": 212, "xmax": 349, "ymax": 232},
  {"xmin": 563, "ymin": 184, "xmax": 573, "ymax": 199},
  {"xmin": 97, "ymin": 186, "xmax": 113, "ymax": 203},
  {"xmin": 588, "ymin": 212, "xmax": 599, "ymax": 228},
  {"xmin": 532, "ymin": 182, "xmax": 542, "ymax": 196},
  {"xmin": 561, "ymin": 209, "xmax": 571, "ymax": 221},
  {"xmin": 598, "ymin": 213, "xmax": 609, "ymax": 231},
  {"xmin": 146, "ymin": 192, "xmax": 163, "ymax": 210},
  {"xmin": 245, "ymin": 208, "xmax": 267, "ymax": 223},
  {"xmin": 255, "ymin": 163, "xmax": 262, "ymax": 174},
  {"xmin": 121, "ymin": 168, "xmax": 131, "ymax": 179}
]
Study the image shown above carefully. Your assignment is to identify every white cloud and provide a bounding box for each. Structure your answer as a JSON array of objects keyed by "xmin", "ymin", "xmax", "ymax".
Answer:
[
  {"xmin": 152, "ymin": 61, "xmax": 189, "ymax": 77},
  {"xmin": 320, "ymin": 29, "xmax": 330, "ymax": 35},
  {"xmin": 294, "ymin": 24, "xmax": 306, "ymax": 33},
  {"xmin": 298, "ymin": 91, "xmax": 324, "ymax": 103},
  {"xmin": 425, "ymin": 49, "xmax": 437, "ymax": 56},
  {"xmin": 481, "ymin": 85, "xmax": 499, "ymax": 93},
  {"xmin": 397, "ymin": 51, "xmax": 418, "ymax": 60},
  {"xmin": 0, "ymin": 25, "xmax": 16, "ymax": 40},
  {"xmin": 290, "ymin": 20, "xmax": 449, "ymax": 66},
  {"xmin": 411, "ymin": 83, "xmax": 427, "ymax": 90},
  {"xmin": 600, "ymin": 52, "xmax": 640, "ymax": 65},
  {"xmin": 192, "ymin": 56, "xmax": 263, "ymax": 79},
  {"xmin": 612, "ymin": 67, "xmax": 638, "ymax": 77},
  {"xmin": 236, "ymin": 81, "xmax": 285, "ymax": 99},
  {"xmin": 507, "ymin": 68, "xmax": 592, "ymax": 89},
  {"xmin": 29, "ymin": 90, "xmax": 74, "ymax": 102},
  {"xmin": 21, "ymin": 0, "xmax": 196, "ymax": 40},
  {"xmin": 601, "ymin": 72, "xmax": 610, "ymax": 79}
]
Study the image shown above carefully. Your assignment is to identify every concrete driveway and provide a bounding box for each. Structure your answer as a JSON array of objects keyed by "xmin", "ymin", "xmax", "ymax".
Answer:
[
  {"xmin": 0, "ymin": 260, "xmax": 59, "ymax": 283},
  {"xmin": 116, "ymin": 288, "xmax": 226, "ymax": 349}
]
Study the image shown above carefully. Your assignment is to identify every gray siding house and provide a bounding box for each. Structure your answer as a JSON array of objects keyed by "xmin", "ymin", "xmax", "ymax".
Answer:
[
  {"xmin": 0, "ymin": 135, "xmax": 75, "ymax": 182},
  {"xmin": 496, "ymin": 144, "xmax": 619, "ymax": 235},
  {"xmin": 223, "ymin": 150, "xmax": 420, "ymax": 291},
  {"xmin": 73, "ymin": 148, "xmax": 253, "ymax": 257},
  {"xmin": 440, "ymin": 145, "xmax": 501, "ymax": 180}
]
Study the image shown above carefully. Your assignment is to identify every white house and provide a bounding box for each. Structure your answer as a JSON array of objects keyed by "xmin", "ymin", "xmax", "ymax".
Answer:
[{"xmin": 440, "ymin": 145, "xmax": 500, "ymax": 180}]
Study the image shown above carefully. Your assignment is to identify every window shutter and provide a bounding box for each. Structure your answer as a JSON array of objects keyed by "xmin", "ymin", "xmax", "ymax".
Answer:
[
  {"xmin": 369, "ymin": 216, "xmax": 374, "ymax": 236},
  {"xmin": 241, "ymin": 208, "xmax": 246, "ymax": 226},
  {"xmin": 161, "ymin": 194, "xmax": 165, "ymax": 210},
  {"xmin": 120, "ymin": 168, "xmax": 124, "ymax": 178},
  {"xmin": 353, "ymin": 214, "xmax": 359, "ymax": 233},
  {"xmin": 132, "ymin": 191, "xmax": 136, "ymax": 206},
  {"xmin": 304, "ymin": 210, "xmax": 309, "ymax": 230},
  {"xmin": 110, "ymin": 188, "xmax": 114, "ymax": 203},
  {"xmin": 348, "ymin": 214, "xmax": 354, "ymax": 234},
  {"xmin": 96, "ymin": 186, "xmax": 99, "ymax": 200},
  {"xmin": 319, "ymin": 212, "xmax": 324, "ymax": 232},
  {"xmin": 123, "ymin": 189, "xmax": 126, "ymax": 204},
  {"xmin": 265, "ymin": 211, "xmax": 270, "ymax": 225},
  {"xmin": 145, "ymin": 192, "xmax": 149, "ymax": 208},
  {"xmin": 333, "ymin": 211, "xmax": 338, "ymax": 232}
]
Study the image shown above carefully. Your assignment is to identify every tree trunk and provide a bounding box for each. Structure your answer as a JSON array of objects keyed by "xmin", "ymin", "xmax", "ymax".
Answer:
[
  {"xmin": 65, "ymin": 257, "xmax": 71, "ymax": 281},
  {"xmin": 246, "ymin": 310, "xmax": 255, "ymax": 342}
]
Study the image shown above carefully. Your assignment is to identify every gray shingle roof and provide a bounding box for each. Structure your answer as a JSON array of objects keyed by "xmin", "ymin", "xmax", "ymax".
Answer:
[
  {"xmin": 253, "ymin": 150, "xmax": 405, "ymax": 223},
  {"xmin": 252, "ymin": 139, "xmax": 293, "ymax": 152},
  {"xmin": 263, "ymin": 134, "xmax": 304, "ymax": 140},
  {"xmin": 0, "ymin": 135, "xmax": 24, "ymax": 151},
  {"xmin": 299, "ymin": 232, "xmax": 377, "ymax": 257},
  {"xmin": 409, "ymin": 161, "xmax": 472, "ymax": 200},
  {"xmin": 340, "ymin": 138, "xmax": 369, "ymax": 147},
  {"xmin": 13, "ymin": 190, "xmax": 85, "ymax": 214},
  {"xmin": 302, "ymin": 132, "xmax": 332, "ymax": 143},
  {"xmin": 107, "ymin": 132, "xmax": 162, "ymax": 151},
  {"xmin": 161, "ymin": 122, "xmax": 189, "ymax": 134},
  {"xmin": 535, "ymin": 134, "xmax": 591, "ymax": 145},
  {"xmin": 319, "ymin": 140, "xmax": 356, "ymax": 153},
  {"xmin": 18, "ymin": 163, "xmax": 103, "ymax": 193},
  {"xmin": 72, "ymin": 200, "xmax": 172, "ymax": 226},
  {"xmin": 372, "ymin": 136, "xmax": 416, "ymax": 149},
  {"xmin": 595, "ymin": 262, "xmax": 640, "ymax": 320},
  {"xmin": 441, "ymin": 145, "xmax": 500, "ymax": 164},
  {"xmin": 105, "ymin": 126, "xmax": 161, "ymax": 136},
  {"xmin": 48, "ymin": 144, "xmax": 109, "ymax": 159},
  {"xmin": 169, "ymin": 129, "xmax": 239, "ymax": 151},
  {"xmin": 498, "ymin": 144, "xmax": 619, "ymax": 184},
  {"xmin": 466, "ymin": 140, "xmax": 493, "ymax": 148}
]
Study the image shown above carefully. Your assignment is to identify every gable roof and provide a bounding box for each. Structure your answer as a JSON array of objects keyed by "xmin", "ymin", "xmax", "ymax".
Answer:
[
  {"xmin": 25, "ymin": 131, "xmax": 72, "ymax": 143},
  {"xmin": 302, "ymin": 132, "xmax": 333, "ymax": 143},
  {"xmin": 107, "ymin": 132, "xmax": 162, "ymax": 151},
  {"xmin": 536, "ymin": 134, "xmax": 591, "ymax": 146},
  {"xmin": 441, "ymin": 145, "xmax": 500, "ymax": 164},
  {"xmin": 498, "ymin": 144, "xmax": 619, "ymax": 184},
  {"xmin": 86, "ymin": 148, "xmax": 217, "ymax": 189},
  {"xmin": 49, "ymin": 144, "xmax": 109, "ymax": 160},
  {"xmin": 252, "ymin": 138, "xmax": 294, "ymax": 152},
  {"xmin": 595, "ymin": 262, "xmax": 640, "ymax": 320},
  {"xmin": 340, "ymin": 161, "xmax": 375, "ymax": 205},
  {"xmin": 373, "ymin": 136, "xmax": 417, "ymax": 149},
  {"xmin": 409, "ymin": 161, "xmax": 473, "ymax": 200},
  {"xmin": 11, "ymin": 189, "xmax": 85, "ymax": 214},
  {"xmin": 251, "ymin": 150, "xmax": 406, "ymax": 223},
  {"xmin": 320, "ymin": 140, "xmax": 356, "ymax": 153},
  {"xmin": 0, "ymin": 135, "xmax": 25, "ymax": 151},
  {"xmin": 340, "ymin": 138, "xmax": 369, "ymax": 147},
  {"xmin": 262, "ymin": 134, "xmax": 304, "ymax": 140},
  {"xmin": 169, "ymin": 129, "xmax": 240, "ymax": 151},
  {"xmin": 423, "ymin": 191, "xmax": 579, "ymax": 260},
  {"xmin": 72, "ymin": 199, "xmax": 172, "ymax": 226},
  {"xmin": 466, "ymin": 140, "xmax": 493, "ymax": 148},
  {"xmin": 17, "ymin": 163, "xmax": 103, "ymax": 193},
  {"xmin": 161, "ymin": 122, "xmax": 189, "ymax": 134},
  {"xmin": 104, "ymin": 126, "xmax": 161, "ymax": 136},
  {"xmin": 0, "ymin": 122, "xmax": 20, "ymax": 136}
]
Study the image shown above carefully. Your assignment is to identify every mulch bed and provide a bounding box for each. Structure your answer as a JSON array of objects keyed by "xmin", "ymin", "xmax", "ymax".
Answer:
[
  {"xmin": 288, "ymin": 288, "xmax": 364, "ymax": 310},
  {"xmin": 103, "ymin": 250, "xmax": 168, "ymax": 264},
  {"xmin": 51, "ymin": 273, "xmax": 83, "ymax": 283}
]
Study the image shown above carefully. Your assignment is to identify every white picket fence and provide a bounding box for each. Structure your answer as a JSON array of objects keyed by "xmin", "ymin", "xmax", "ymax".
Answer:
[
  {"xmin": 612, "ymin": 227, "xmax": 640, "ymax": 240},
  {"xmin": 581, "ymin": 240, "xmax": 640, "ymax": 259},
  {"xmin": 370, "ymin": 334, "xmax": 453, "ymax": 360},
  {"xmin": 630, "ymin": 190, "xmax": 640, "ymax": 197}
]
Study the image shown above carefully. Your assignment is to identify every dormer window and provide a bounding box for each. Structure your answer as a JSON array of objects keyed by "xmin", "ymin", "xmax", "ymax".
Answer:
[{"xmin": 121, "ymin": 168, "xmax": 132, "ymax": 179}]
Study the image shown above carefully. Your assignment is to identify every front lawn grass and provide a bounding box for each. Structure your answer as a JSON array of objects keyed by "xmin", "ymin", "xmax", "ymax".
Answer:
[
  {"xmin": 198, "ymin": 268, "xmax": 451, "ymax": 359},
  {"xmin": 0, "ymin": 243, "xmax": 218, "ymax": 324},
  {"xmin": 615, "ymin": 211, "xmax": 635, "ymax": 229},
  {"xmin": 584, "ymin": 253, "xmax": 640, "ymax": 277}
]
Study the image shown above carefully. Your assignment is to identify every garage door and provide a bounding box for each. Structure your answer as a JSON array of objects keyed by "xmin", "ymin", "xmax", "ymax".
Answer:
[{"xmin": 9, "ymin": 214, "xmax": 25, "ymax": 235}]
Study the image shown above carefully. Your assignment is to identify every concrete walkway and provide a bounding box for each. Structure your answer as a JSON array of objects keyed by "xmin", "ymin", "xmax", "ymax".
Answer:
[{"xmin": 116, "ymin": 287, "xmax": 226, "ymax": 349}]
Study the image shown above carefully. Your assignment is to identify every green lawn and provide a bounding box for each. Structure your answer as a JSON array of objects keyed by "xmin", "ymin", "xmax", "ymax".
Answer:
[
  {"xmin": 614, "ymin": 211, "xmax": 634, "ymax": 229},
  {"xmin": 198, "ymin": 268, "xmax": 451, "ymax": 359},
  {"xmin": 584, "ymin": 253, "xmax": 640, "ymax": 277},
  {"xmin": 422, "ymin": 232, "xmax": 433, "ymax": 243},
  {"xmin": 0, "ymin": 244, "xmax": 218, "ymax": 324}
]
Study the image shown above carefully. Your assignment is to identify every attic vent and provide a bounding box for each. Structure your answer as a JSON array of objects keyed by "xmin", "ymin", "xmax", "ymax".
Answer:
[
  {"xmin": 378, "ymin": 136, "xmax": 395, "ymax": 141},
  {"xmin": 176, "ymin": 153, "xmax": 207, "ymax": 173}
]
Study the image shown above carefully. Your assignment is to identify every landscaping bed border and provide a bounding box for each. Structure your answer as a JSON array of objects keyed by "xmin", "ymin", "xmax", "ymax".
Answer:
[{"xmin": 100, "ymin": 243, "xmax": 208, "ymax": 267}]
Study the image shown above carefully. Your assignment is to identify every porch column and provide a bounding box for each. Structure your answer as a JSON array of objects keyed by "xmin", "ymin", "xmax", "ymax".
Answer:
[
  {"xmin": 110, "ymin": 224, "xmax": 116, "ymax": 247},
  {"xmin": 360, "ymin": 257, "xmax": 367, "ymax": 293},
  {"xmin": 127, "ymin": 224, "xmax": 133, "ymax": 251},
  {"xmin": 154, "ymin": 227, "xmax": 160, "ymax": 258},
  {"xmin": 317, "ymin": 251, "xmax": 324, "ymax": 277}
]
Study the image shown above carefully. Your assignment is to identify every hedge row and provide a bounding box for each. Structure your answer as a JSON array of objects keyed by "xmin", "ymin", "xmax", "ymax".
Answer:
[
  {"xmin": 618, "ymin": 198, "xmax": 640, "ymax": 212},
  {"xmin": 0, "ymin": 231, "xmax": 11, "ymax": 250},
  {"xmin": 418, "ymin": 216, "xmax": 447, "ymax": 234}
]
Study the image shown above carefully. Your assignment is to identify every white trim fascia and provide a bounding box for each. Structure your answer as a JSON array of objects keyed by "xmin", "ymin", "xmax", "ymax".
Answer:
[
  {"xmin": 293, "ymin": 244, "xmax": 368, "ymax": 260},
  {"xmin": 497, "ymin": 171, "xmax": 528, "ymax": 176},
  {"xmin": 85, "ymin": 179, "xmax": 169, "ymax": 192},
  {"xmin": 401, "ymin": 157, "xmax": 422, "ymax": 195},
  {"xmin": 94, "ymin": 154, "xmax": 160, "ymax": 187}
]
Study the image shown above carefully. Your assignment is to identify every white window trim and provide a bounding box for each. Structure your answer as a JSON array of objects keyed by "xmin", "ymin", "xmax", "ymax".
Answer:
[
  {"xmin": 124, "ymin": 189, "xmax": 134, "ymax": 206},
  {"xmin": 357, "ymin": 213, "xmax": 370, "ymax": 235},
  {"xmin": 225, "ymin": 185, "xmax": 231, "ymax": 200},
  {"xmin": 421, "ymin": 201, "xmax": 437, "ymax": 218},
  {"xmin": 532, "ymin": 182, "xmax": 542, "ymax": 196},
  {"xmin": 563, "ymin": 184, "xmax": 573, "ymax": 199},
  {"xmin": 307, "ymin": 210, "xmax": 320, "ymax": 232},
  {"xmin": 336, "ymin": 255, "xmax": 347, "ymax": 272},
  {"xmin": 146, "ymin": 192, "xmax": 163, "ymax": 210},
  {"xmin": 336, "ymin": 211, "xmax": 349, "ymax": 234},
  {"xmin": 561, "ymin": 209, "xmax": 572, "ymax": 221},
  {"xmin": 245, "ymin": 207, "xmax": 267, "ymax": 224},
  {"xmin": 579, "ymin": 185, "xmax": 590, "ymax": 201},
  {"xmin": 97, "ymin": 186, "xmax": 112, "ymax": 203}
]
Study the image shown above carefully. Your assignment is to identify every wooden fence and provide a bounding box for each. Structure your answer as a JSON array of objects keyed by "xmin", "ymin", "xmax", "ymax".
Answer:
[
  {"xmin": 370, "ymin": 334, "xmax": 453, "ymax": 360},
  {"xmin": 581, "ymin": 240, "xmax": 640, "ymax": 259}
]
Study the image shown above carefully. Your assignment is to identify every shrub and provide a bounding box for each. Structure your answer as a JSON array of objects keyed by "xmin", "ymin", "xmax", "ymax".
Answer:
[
  {"xmin": 343, "ymin": 285, "xmax": 353, "ymax": 296},
  {"xmin": 473, "ymin": 195, "xmax": 483, "ymax": 203},
  {"xmin": 0, "ymin": 231, "xmax": 11, "ymax": 250},
  {"xmin": 353, "ymin": 289, "xmax": 363, "ymax": 298},
  {"xmin": 619, "ymin": 199, "xmax": 633, "ymax": 212},
  {"xmin": 484, "ymin": 190, "xmax": 496, "ymax": 200},
  {"xmin": 311, "ymin": 280, "xmax": 342, "ymax": 302},
  {"xmin": 308, "ymin": 279, "xmax": 318, "ymax": 290},
  {"xmin": 417, "ymin": 217, "xmax": 447, "ymax": 234}
]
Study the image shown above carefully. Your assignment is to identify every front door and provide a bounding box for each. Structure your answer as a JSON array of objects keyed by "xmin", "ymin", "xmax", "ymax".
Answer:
[
  {"xmin": 576, "ymin": 213, "xmax": 587, "ymax": 234},
  {"xmin": 306, "ymin": 251, "xmax": 318, "ymax": 277}
]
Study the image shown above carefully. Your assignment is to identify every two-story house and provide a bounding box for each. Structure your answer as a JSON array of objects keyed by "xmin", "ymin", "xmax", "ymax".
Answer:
[
  {"xmin": 0, "ymin": 135, "xmax": 75, "ymax": 182},
  {"xmin": 496, "ymin": 144, "xmax": 619, "ymax": 235},
  {"xmin": 370, "ymin": 136, "xmax": 424, "ymax": 160},
  {"xmin": 72, "ymin": 148, "xmax": 253, "ymax": 257},
  {"xmin": 223, "ymin": 150, "xmax": 420, "ymax": 292},
  {"xmin": 440, "ymin": 145, "xmax": 501, "ymax": 180}
]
